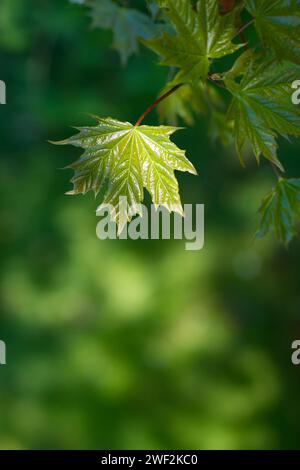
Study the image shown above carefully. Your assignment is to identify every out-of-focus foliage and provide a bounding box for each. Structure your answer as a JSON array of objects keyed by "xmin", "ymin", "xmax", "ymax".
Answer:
[
  {"xmin": 72, "ymin": 0, "xmax": 161, "ymax": 64},
  {"xmin": 157, "ymin": 81, "xmax": 222, "ymax": 126},
  {"xmin": 0, "ymin": 0, "xmax": 29, "ymax": 50},
  {"xmin": 257, "ymin": 178, "xmax": 300, "ymax": 246},
  {"xmin": 1, "ymin": 0, "xmax": 300, "ymax": 451}
]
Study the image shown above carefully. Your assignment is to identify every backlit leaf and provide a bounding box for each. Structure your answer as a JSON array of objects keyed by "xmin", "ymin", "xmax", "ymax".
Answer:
[
  {"xmin": 52, "ymin": 117, "xmax": 197, "ymax": 232},
  {"xmin": 144, "ymin": 0, "xmax": 242, "ymax": 83}
]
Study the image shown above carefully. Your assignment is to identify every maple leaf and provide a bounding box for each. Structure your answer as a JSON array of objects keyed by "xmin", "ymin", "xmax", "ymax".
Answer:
[
  {"xmin": 225, "ymin": 59, "xmax": 300, "ymax": 169},
  {"xmin": 257, "ymin": 178, "xmax": 300, "ymax": 245},
  {"xmin": 79, "ymin": 0, "xmax": 160, "ymax": 64},
  {"xmin": 144, "ymin": 0, "xmax": 242, "ymax": 83},
  {"xmin": 245, "ymin": 0, "xmax": 300, "ymax": 65},
  {"xmin": 52, "ymin": 117, "xmax": 197, "ymax": 232}
]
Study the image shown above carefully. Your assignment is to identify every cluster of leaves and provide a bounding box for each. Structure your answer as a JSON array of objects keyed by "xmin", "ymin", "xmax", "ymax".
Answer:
[{"xmin": 59, "ymin": 0, "xmax": 300, "ymax": 244}]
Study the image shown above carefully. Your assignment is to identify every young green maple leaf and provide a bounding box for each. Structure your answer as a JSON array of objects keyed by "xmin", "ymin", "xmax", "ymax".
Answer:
[
  {"xmin": 80, "ymin": 0, "xmax": 159, "ymax": 64},
  {"xmin": 245, "ymin": 0, "xmax": 300, "ymax": 66},
  {"xmin": 144, "ymin": 0, "xmax": 242, "ymax": 84},
  {"xmin": 225, "ymin": 59, "xmax": 300, "ymax": 170},
  {"xmin": 257, "ymin": 178, "xmax": 300, "ymax": 245},
  {"xmin": 52, "ymin": 117, "xmax": 197, "ymax": 232}
]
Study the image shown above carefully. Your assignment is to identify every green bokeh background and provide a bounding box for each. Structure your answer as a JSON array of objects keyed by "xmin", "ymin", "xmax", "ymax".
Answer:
[{"xmin": 1, "ymin": 0, "xmax": 300, "ymax": 450}]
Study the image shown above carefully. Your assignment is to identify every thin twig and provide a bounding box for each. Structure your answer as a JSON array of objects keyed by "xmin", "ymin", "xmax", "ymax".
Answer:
[
  {"xmin": 134, "ymin": 83, "xmax": 184, "ymax": 127},
  {"xmin": 233, "ymin": 17, "xmax": 255, "ymax": 42}
]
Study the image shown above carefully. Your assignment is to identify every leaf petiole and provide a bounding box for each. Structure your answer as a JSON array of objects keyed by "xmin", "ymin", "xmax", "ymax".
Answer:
[{"xmin": 134, "ymin": 83, "xmax": 184, "ymax": 127}]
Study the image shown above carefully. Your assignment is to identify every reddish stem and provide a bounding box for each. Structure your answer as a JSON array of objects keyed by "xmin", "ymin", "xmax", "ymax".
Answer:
[
  {"xmin": 233, "ymin": 17, "xmax": 255, "ymax": 42},
  {"xmin": 134, "ymin": 83, "xmax": 184, "ymax": 127}
]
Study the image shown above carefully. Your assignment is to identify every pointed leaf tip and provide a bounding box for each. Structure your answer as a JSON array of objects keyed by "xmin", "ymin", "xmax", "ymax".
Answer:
[{"xmin": 54, "ymin": 116, "xmax": 197, "ymax": 231}]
